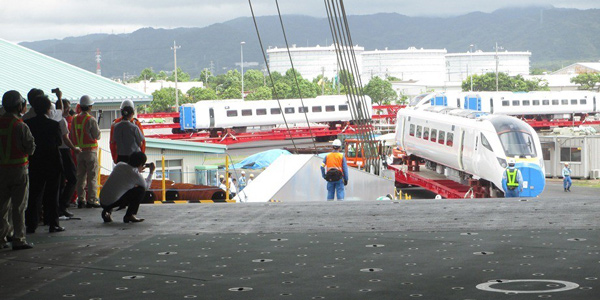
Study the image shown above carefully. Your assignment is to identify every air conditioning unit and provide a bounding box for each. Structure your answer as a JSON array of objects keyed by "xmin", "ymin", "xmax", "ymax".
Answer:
[{"xmin": 590, "ymin": 169, "xmax": 600, "ymax": 180}]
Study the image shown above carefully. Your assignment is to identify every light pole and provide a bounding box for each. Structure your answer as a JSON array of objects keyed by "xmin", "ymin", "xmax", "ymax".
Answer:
[
  {"xmin": 494, "ymin": 42, "xmax": 504, "ymax": 91},
  {"xmin": 172, "ymin": 41, "xmax": 181, "ymax": 109},
  {"xmin": 240, "ymin": 41, "xmax": 245, "ymax": 100},
  {"xmin": 469, "ymin": 44, "xmax": 474, "ymax": 92}
]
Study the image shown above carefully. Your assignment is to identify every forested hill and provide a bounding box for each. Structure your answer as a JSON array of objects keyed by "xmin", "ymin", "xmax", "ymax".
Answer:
[{"xmin": 19, "ymin": 6, "xmax": 600, "ymax": 78}]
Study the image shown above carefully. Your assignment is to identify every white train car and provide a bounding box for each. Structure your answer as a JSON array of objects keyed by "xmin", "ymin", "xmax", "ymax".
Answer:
[
  {"xmin": 413, "ymin": 91, "xmax": 599, "ymax": 120},
  {"xmin": 395, "ymin": 106, "xmax": 546, "ymax": 197},
  {"xmin": 179, "ymin": 95, "xmax": 372, "ymax": 132}
]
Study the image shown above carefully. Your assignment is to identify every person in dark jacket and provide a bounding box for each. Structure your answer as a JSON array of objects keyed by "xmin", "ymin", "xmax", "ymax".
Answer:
[{"xmin": 24, "ymin": 95, "xmax": 65, "ymax": 233}]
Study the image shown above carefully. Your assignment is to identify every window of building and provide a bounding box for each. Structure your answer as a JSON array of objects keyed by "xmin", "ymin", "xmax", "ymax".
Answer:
[
  {"xmin": 512, "ymin": 100, "xmax": 520, "ymax": 106},
  {"xmin": 241, "ymin": 109, "xmax": 252, "ymax": 116},
  {"xmin": 338, "ymin": 105, "xmax": 349, "ymax": 111},
  {"xmin": 522, "ymin": 100, "xmax": 530, "ymax": 106},
  {"xmin": 270, "ymin": 108, "xmax": 281, "ymax": 114},
  {"xmin": 580, "ymin": 99, "xmax": 587, "ymax": 105},
  {"xmin": 299, "ymin": 106, "xmax": 308, "ymax": 113},
  {"xmin": 409, "ymin": 124, "xmax": 415, "ymax": 136},
  {"xmin": 542, "ymin": 100, "xmax": 550, "ymax": 105},
  {"xmin": 312, "ymin": 106, "xmax": 322, "ymax": 113},
  {"xmin": 446, "ymin": 132, "xmax": 454, "ymax": 146},
  {"xmin": 571, "ymin": 99, "xmax": 578, "ymax": 105},
  {"xmin": 560, "ymin": 147, "xmax": 581, "ymax": 162},
  {"xmin": 542, "ymin": 147, "xmax": 551, "ymax": 160},
  {"xmin": 438, "ymin": 130, "xmax": 445, "ymax": 144},
  {"xmin": 92, "ymin": 110, "xmax": 116, "ymax": 130},
  {"xmin": 227, "ymin": 110, "xmax": 238, "ymax": 117},
  {"xmin": 552, "ymin": 99, "xmax": 559, "ymax": 105},
  {"xmin": 416, "ymin": 125, "xmax": 422, "ymax": 138},
  {"xmin": 256, "ymin": 109, "xmax": 267, "ymax": 115},
  {"xmin": 533, "ymin": 100, "xmax": 540, "ymax": 106},
  {"xmin": 430, "ymin": 129, "xmax": 437, "ymax": 142},
  {"xmin": 423, "ymin": 127, "xmax": 429, "ymax": 140},
  {"xmin": 284, "ymin": 107, "xmax": 295, "ymax": 114},
  {"xmin": 325, "ymin": 105, "xmax": 335, "ymax": 112},
  {"xmin": 154, "ymin": 159, "xmax": 183, "ymax": 183},
  {"xmin": 501, "ymin": 100, "xmax": 509, "ymax": 106}
]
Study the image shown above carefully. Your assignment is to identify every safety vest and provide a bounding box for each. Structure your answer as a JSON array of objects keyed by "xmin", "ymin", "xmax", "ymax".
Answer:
[
  {"xmin": 506, "ymin": 168, "xmax": 519, "ymax": 189},
  {"xmin": 0, "ymin": 115, "xmax": 28, "ymax": 166},
  {"xmin": 109, "ymin": 117, "xmax": 146, "ymax": 162},
  {"xmin": 71, "ymin": 113, "xmax": 98, "ymax": 150},
  {"xmin": 325, "ymin": 152, "xmax": 344, "ymax": 174}
]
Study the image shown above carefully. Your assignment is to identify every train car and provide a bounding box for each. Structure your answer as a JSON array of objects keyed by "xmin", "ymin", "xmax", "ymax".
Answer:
[
  {"xmin": 179, "ymin": 95, "xmax": 373, "ymax": 132},
  {"xmin": 413, "ymin": 91, "xmax": 599, "ymax": 120},
  {"xmin": 395, "ymin": 106, "xmax": 546, "ymax": 197}
]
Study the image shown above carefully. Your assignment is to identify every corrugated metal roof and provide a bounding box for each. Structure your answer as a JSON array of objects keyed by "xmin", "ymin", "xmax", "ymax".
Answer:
[
  {"xmin": 0, "ymin": 38, "xmax": 151, "ymax": 105},
  {"xmin": 146, "ymin": 138, "xmax": 227, "ymax": 154}
]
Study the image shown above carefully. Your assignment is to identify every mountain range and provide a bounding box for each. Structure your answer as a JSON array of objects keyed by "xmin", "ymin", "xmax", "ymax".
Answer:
[{"xmin": 19, "ymin": 6, "xmax": 600, "ymax": 78}]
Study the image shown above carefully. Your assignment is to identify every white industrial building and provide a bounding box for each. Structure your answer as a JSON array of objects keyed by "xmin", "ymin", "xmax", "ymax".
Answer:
[
  {"xmin": 267, "ymin": 44, "xmax": 364, "ymax": 81},
  {"xmin": 362, "ymin": 47, "xmax": 447, "ymax": 83},
  {"xmin": 445, "ymin": 50, "xmax": 531, "ymax": 82}
]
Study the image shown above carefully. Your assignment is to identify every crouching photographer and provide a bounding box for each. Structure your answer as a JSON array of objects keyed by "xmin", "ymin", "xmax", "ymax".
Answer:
[{"xmin": 99, "ymin": 152, "xmax": 155, "ymax": 223}]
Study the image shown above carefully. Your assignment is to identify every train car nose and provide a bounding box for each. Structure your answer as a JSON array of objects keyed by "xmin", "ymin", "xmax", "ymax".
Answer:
[{"xmin": 515, "ymin": 162, "xmax": 545, "ymax": 197}]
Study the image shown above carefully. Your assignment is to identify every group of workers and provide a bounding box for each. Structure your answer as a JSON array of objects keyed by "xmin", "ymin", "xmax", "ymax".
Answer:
[
  {"xmin": 219, "ymin": 171, "xmax": 254, "ymax": 198},
  {"xmin": 1, "ymin": 88, "xmax": 152, "ymax": 251}
]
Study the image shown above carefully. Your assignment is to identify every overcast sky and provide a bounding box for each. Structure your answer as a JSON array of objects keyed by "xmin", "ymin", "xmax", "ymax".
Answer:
[{"xmin": 1, "ymin": 0, "xmax": 599, "ymax": 42}]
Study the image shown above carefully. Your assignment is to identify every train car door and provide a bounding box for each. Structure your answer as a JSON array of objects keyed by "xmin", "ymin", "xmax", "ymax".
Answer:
[
  {"xmin": 209, "ymin": 108, "xmax": 215, "ymax": 128},
  {"xmin": 457, "ymin": 129, "xmax": 465, "ymax": 171}
]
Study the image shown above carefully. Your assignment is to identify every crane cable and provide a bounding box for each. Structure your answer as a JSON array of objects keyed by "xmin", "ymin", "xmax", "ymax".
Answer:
[
  {"xmin": 324, "ymin": 0, "xmax": 380, "ymax": 174},
  {"xmin": 275, "ymin": 0, "xmax": 319, "ymax": 153},
  {"xmin": 248, "ymin": 0, "xmax": 299, "ymax": 152}
]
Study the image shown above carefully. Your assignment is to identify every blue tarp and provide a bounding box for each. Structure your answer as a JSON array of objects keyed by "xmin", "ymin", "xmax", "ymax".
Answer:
[{"xmin": 230, "ymin": 149, "xmax": 292, "ymax": 170}]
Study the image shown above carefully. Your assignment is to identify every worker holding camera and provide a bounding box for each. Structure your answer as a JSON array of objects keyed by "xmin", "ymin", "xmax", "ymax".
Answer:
[{"xmin": 70, "ymin": 95, "xmax": 101, "ymax": 208}]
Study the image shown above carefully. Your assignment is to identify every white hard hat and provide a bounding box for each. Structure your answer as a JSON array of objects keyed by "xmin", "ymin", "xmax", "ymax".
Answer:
[
  {"xmin": 249, "ymin": 174, "xmax": 254, "ymax": 178},
  {"xmin": 2, "ymin": 90, "xmax": 25, "ymax": 109},
  {"xmin": 80, "ymin": 95, "xmax": 94, "ymax": 107},
  {"xmin": 241, "ymin": 171, "xmax": 246, "ymax": 174},
  {"xmin": 120, "ymin": 99, "xmax": 134, "ymax": 109},
  {"xmin": 332, "ymin": 139, "xmax": 342, "ymax": 147},
  {"xmin": 508, "ymin": 158, "xmax": 516, "ymax": 166},
  {"xmin": 564, "ymin": 162, "xmax": 569, "ymax": 166},
  {"xmin": 219, "ymin": 174, "xmax": 224, "ymax": 179}
]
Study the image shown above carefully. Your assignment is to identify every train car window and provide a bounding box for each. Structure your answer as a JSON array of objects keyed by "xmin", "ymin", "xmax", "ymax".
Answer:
[
  {"xmin": 409, "ymin": 124, "xmax": 415, "ymax": 136},
  {"xmin": 241, "ymin": 109, "xmax": 252, "ymax": 116},
  {"xmin": 416, "ymin": 125, "xmax": 422, "ymax": 138},
  {"xmin": 438, "ymin": 131, "xmax": 445, "ymax": 144},
  {"xmin": 533, "ymin": 100, "xmax": 540, "ymax": 105},
  {"xmin": 256, "ymin": 109, "xmax": 267, "ymax": 115},
  {"xmin": 338, "ymin": 105, "xmax": 349, "ymax": 111},
  {"xmin": 298, "ymin": 106, "xmax": 308, "ymax": 113},
  {"xmin": 423, "ymin": 127, "xmax": 429, "ymax": 140},
  {"xmin": 226, "ymin": 110, "xmax": 238, "ymax": 117},
  {"xmin": 560, "ymin": 147, "xmax": 581, "ymax": 162},
  {"xmin": 522, "ymin": 100, "xmax": 530, "ymax": 106},
  {"xmin": 312, "ymin": 106, "xmax": 322, "ymax": 112},
  {"xmin": 284, "ymin": 107, "xmax": 295, "ymax": 114},
  {"xmin": 561, "ymin": 99, "xmax": 568, "ymax": 105},
  {"xmin": 542, "ymin": 100, "xmax": 550, "ymax": 105},
  {"xmin": 552, "ymin": 99, "xmax": 559, "ymax": 105},
  {"xmin": 570, "ymin": 99, "xmax": 577, "ymax": 105},
  {"xmin": 325, "ymin": 105, "xmax": 335, "ymax": 112},
  {"xmin": 430, "ymin": 129, "xmax": 437, "ymax": 142},
  {"xmin": 580, "ymin": 99, "xmax": 587, "ymax": 104},
  {"xmin": 512, "ymin": 100, "xmax": 520, "ymax": 106},
  {"xmin": 502, "ymin": 100, "xmax": 509, "ymax": 106},
  {"xmin": 446, "ymin": 132, "xmax": 454, "ymax": 146},
  {"xmin": 270, "ymin": 108, "xmax": 281, "ymax": 114},
  {"xmin": 481, "ymin": 133, "xmax": 493, "ymax": 151}
]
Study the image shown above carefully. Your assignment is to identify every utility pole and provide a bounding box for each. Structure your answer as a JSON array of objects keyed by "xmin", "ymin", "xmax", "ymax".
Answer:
[
  {"xmin": 172, "ymin": 41, "xmax": 181, "ymax": 109},
  {"xmin": 469, "ymin": 44, "xmax": 474, "ymax": 92},
  {"xmin": 321, "ymin": 67, "xmax": 325, "ymax": 94},
  {"xmin": 241, "ymin": 41, "xmax": 245, "ymax": 100},
  {"xmin": 494, "ymin": 42, "xmax": 504, "ymax": 92}
]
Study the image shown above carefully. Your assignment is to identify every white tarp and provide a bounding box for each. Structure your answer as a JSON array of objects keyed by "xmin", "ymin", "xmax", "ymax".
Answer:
[{"xmin": 234, "ymin": 154, "xmax": 394, "ymax": 202}]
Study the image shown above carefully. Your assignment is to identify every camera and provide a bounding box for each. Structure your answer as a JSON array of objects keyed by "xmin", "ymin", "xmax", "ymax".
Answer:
[
  {"xmin": 51, "ymin": 88, "xmax": 60, "ymax": 93},
  {"xmin": 144, "ymin": 163, "xmax": 153, "ymax": 168}
]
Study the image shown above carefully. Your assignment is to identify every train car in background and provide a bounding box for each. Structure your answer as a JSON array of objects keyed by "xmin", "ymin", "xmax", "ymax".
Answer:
[
  {"xmin": 178, "ymin": 95, "xmax": 373, "ymax": 134},
  {"xmin": 395, "ymin": 106, "xmax": 546, "ymax": 197},
  {"xmin": 412, "ymin": 91, "xmax": 598, "ymax": 121}
]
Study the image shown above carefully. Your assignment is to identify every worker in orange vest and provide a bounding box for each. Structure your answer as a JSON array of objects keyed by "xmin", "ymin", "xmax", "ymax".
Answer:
[
  {"xmin": 0, "ymin": 91, "xmax": 35, "ymax": 250},
  {"xmin": 70, "ymin": 95, "xmax": 101, "ymax": 208},
  {"xmin": 109, "ymin": 100, "xmax": 145, "ymax": 164},
  {"xmin": 320, "ymin": 139, "xmax": 349, "ymax": 201}
]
